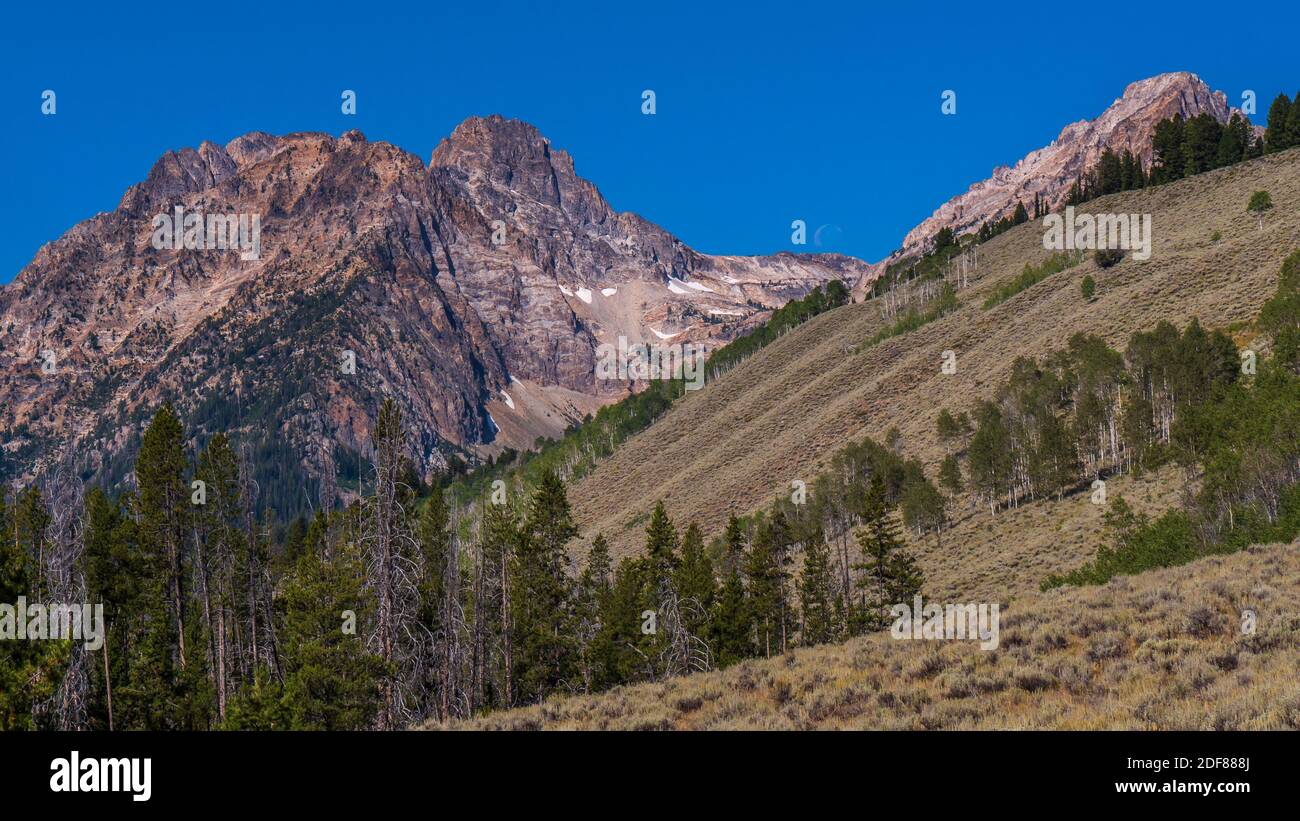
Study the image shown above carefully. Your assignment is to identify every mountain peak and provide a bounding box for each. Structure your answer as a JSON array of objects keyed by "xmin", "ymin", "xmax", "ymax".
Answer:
[
  {"xmin": 431, "ymin": 114, "xmax": 575, "ymax": 176},
  {"xmin": 897, "ymin": 72, "xmax": 1253, "ymax": 255}
]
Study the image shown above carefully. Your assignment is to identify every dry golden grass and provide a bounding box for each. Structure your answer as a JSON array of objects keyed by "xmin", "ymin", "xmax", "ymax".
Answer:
[
  {"xmin": 568, "ymin": 148, "xmax": 1300, "ymax": 605},
  {"xmin": 447, "ymin": 150, "xmax": 1300, "ymax": 732},
  {"xmin": 435, "ymin": 542, "xmax": 1300, "ymax": 730}
]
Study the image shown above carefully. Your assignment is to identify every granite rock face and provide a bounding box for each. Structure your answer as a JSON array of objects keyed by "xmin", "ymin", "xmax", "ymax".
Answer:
[
  {"xmin": 0, "ymin": 115, "xmax": 867, "ymax": 503},
  {"xmin": 899, "ymin": 72, "xmax": 1258, "ymax": 255}
]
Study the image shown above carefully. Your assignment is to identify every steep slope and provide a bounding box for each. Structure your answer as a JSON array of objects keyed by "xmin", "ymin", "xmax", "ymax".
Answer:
[
  {"xmin": 437, "ymin": 542, "xmax": 1300, "ymax": 730},
  {"xmin": 0, "ymin": 117, "xmax": 869, "ymax": 508},
  {"xmin": 893, "ymin": 72, "xmax": 1257, "ymax": 264},
  {"xmin": 568, "ymin": 146, "xmax": 1300, "ymax": 603}
]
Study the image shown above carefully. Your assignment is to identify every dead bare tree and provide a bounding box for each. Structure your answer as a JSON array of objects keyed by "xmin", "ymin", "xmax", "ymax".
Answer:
[
  {"xmin": 360, "ymin": 400, "xmax": 423, "ymax": 729},
  {"xmin": 38, "ymin": 463, "xmax": 89, "ymax": 730}
]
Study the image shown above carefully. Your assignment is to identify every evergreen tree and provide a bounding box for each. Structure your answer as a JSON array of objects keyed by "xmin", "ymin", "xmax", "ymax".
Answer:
[
  {"xmin": 1150, "ymin": 114, "xmax": 1186, "ymax": 183},
  {"xmin": 1265, "ymin": 92, "xmax": 1293, "ymax": 153},
  {"xmin": 574, "ymin": 534, "xmax": 612, "ymax": 691},
  {"xmin": 798, "ymin": 531, "xmax": 836, "ymax": 645},
  {"xmin": 511, "ymin": 469, "xmax": 579, "ymax": 705},
  {"xmin": 673, "ymin": 523, "xmax": 716, "ymax": 642},
  {"xmin": 132, "ymin": 404, "xmax": 206, "ymax": 728},
  {"xmin": 852, "ymin": 476, "xmax": 924, "ymax": 632},
  {"xmin": 643, "ymin": 500, "xmax": 680, "ymax": 596},
  {"xmin": 415, "ymin": 484, "xmax": 454, "ymax": 718},
  {"xmin": 193, "ymin": 432, "xmax": 243, "ymax": 723},
  {"xmin": 0, "ymin": 490, "xmax": 66, "ymax": 730},
  {"xmin": 744, "ymin": 519, "xmax": 791, "ymax": 656},
  {"xmin": 477, "ymin": 499, "xmax": 519, "ymax": 708},
  {"xmin": 279, "ymin": 514, "xmax": 386, "ymax": 729},
  {"xmin": 711, "ymin": 515, "xmax": 753, "ymax": 666},
  {"xmin": 1011, "ymin": 200, "xmax": 1029, "ymax": 225},
  {"xmin": 1287, "ymin": 90, "xmax": 1300, "ymax": 149},
  {"xmin": 1181, "ymin": 112, "xmax": 1223, "ymax": 176}
]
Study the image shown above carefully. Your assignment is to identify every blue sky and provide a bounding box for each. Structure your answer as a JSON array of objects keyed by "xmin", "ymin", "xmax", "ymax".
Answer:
[{"xmin": 2, "ymin": 0, "xmax": 1296, "ymax": 282}]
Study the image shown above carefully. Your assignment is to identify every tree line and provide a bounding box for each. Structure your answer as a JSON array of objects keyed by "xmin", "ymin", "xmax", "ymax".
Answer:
[
  {"xmin": 938, "ymin": 318, "xmax": 1239, "ymax": 516},
  {"xmin": 2, "ymin": 395, "xmax": 934, "ymax": 729},
  {"xmin": 1062, "ymin": 90, "xmax": 1300, "ymax": 208}
]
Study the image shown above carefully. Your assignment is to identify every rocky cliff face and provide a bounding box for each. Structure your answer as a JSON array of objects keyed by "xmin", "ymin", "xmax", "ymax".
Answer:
[
  {"xmin": 897, "ymin": 72, "xmax": 1258, "ymax": 256},
  {"xmin": 0, "ymin": 116, "xmax": 867, "ymax": 508}
]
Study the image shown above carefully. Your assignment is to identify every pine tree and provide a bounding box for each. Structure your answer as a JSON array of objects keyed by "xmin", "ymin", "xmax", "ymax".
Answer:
[
  {"xmin": 574, "ymin": 534, "xmax": 612, "ymax": 692},
  {"xmin": 132, "ymin": 404, "xmax": 204, "ymax": 727},
  {"xmin": 798, "ymin": 531, "xmax": 836, "ymax": 645},
  {"xmin": 711, "ymin": 515, "xmax": 753, "ymax": 667},
  {"xmin": 1181, "ymin": 112, "xmax": 1222, "ymax": 176},
  {"xmin": 643, "ymin": 500, "xmax": 680, "ymax": 596},
  {"xmin": 852, "ymin": 476, "xmax": 924, "ymax": 632},
  {"xmin": 0, "ymin": 489, "xmax": 67, "ymax": 730},
  {"xmin": 477, "ymin": 499, "xmax": 519, "ymax": 708},
  {"xmin": 1150, "ymin": 114, "xmax": 1186, "ymax": 183},
  {"xmin": 194, "ymin": 432, "xmax": 242, "ymax": 723},
  {"xmin": 673, "ymin": 523, "xmax": 716, "ymax": 643},
  {"xmin": 1011, "ymin": 200, "xmax": 1028, "ymax": 225},
  {"xmin": 278, "ymin": 513, "xmax": 385, "ymax": 730},
  {"xmin": 1265, "ymin": 92, "xmax": 1292, "ymax": 153},
  {"xmin": 744, "ymin": 518, "xmax": 792, "ymax": 656},
  {"xmin": 415, "ymin": 484, "xmax": 454, "ymax": 719},
  {"xmin": 1288, "ymin": 91, "xmax": 1300, "ymax": 148},
  {"xmin": 511, "ymin": 469, "xmax": 579, "ymax": 705},
  {"xmin": 1215, "ymin": 113, "xmax": 1248, "ymax": 168}
]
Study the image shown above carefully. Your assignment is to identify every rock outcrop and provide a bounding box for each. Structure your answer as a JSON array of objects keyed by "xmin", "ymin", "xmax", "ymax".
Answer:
[{"xmin": 0, "ymin": 116, "xmax": 867, "ymax": 508}]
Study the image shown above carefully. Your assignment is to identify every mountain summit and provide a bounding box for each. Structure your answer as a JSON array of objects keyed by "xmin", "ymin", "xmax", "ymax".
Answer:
[
  {"xmin": 897, "ymin": 72, "xmax": 1256, "ymax": 257},
  {"xmin": 0, "ymin": 116, "xmax": 868, "ymax": 506}
]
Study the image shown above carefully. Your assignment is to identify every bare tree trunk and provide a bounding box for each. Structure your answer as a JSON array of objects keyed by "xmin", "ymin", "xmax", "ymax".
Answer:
[
  {"xmin": 195, "ymin": 529, "xmax": 222, "ymax": 722},
  {"xmin": 102, "ymin": 640, "xmax": 114, "ymax": 731},
  {"xmin": 501, "ymin": 542, "xmax": 512, "ymax": 708}
]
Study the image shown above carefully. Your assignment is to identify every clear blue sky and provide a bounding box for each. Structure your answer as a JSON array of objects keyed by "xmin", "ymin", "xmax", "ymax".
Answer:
[{"xmin": 2, "ymin": 0, "xmax": 1296, "ymax": 282}]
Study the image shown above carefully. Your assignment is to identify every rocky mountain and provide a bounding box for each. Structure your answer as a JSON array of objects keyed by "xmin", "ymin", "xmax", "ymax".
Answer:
[
  {"xmin": 0, "ymin": 116, "xmax": 868, "ymax": 510},
  {"xmin": 893, "ymin": 72, "xmax": 1258, "ymax": 261}
]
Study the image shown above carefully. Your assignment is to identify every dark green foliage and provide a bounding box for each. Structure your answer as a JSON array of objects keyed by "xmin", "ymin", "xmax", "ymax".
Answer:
[
  {"xmin": 1265, "ymin": 92, "xmax": 1293, "ymax": 153},
  {"xmin": 1081, "ymin": 274, "xmax": 1097, "ymax": 300},
  {"xmin": 1042, "ymin": 499, "xmax": 1197, "ymax": 588},
  {"xmin": 711, "ymin": 516, "xmax": 753, "ymax": 667},
  {"xmin": 674, "ymin": 523, "xmax": 716, "ymax": 640},
  {"xmin": 0, "ymin": 491, "xmax": 68, "ymax": 730},
  {"xmin": 939, "ymin": 453, "xmax": 964, "ymax": 495},
  {"xmin": 1247, "ymin": 190, "xmax": 1274, "ymax": 229},
  {"xmin": 797, "ymin": 531, "xmax": 837, "ymax": 646},
  {"xmin": 1042, "ymin": 252, "xmax": 1300, "ymax": 589},
  {"xmin": 1259, "ymin": 250, "xmax": 1300, "ymax": 371},
  {"xmin": 278, "ymin": 525, "xmax": 386, "ymax": 729},
  {"xmin": 869, "ymin": 282, "xmax": 958, "ymax": 344},
  {"xmin": 1093, "ymin": 248, "xmax": 1122, "ymax": 269},
  {"xmin": 983, "ymin": 251, "xmax": 1084, "ymax": 309},
  {"xmin": 852, "ymin": 477, "xmax": 924, "ymax": 632},
  {"xmin": 511, "ymin": 469, "xmax": 579, "ymax": 705}
]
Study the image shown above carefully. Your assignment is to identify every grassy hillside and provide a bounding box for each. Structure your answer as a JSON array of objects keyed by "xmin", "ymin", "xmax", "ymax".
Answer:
[
  {"xmin": 568, "ymin": 147, "xmax": 1300, "ymax": 605},
  {"xmin": 434, "ymin": 542, "xmax": 1300, "ymax": 730}
]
